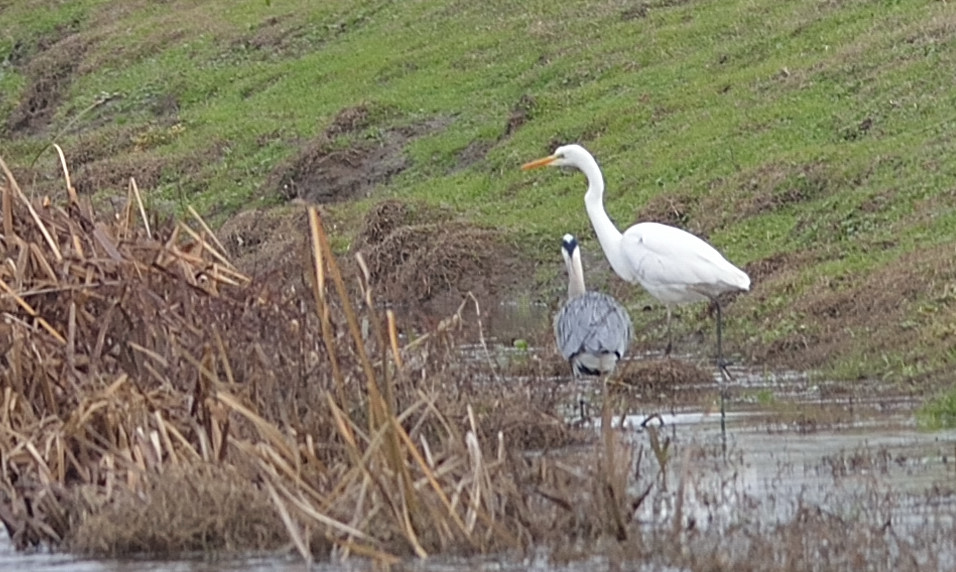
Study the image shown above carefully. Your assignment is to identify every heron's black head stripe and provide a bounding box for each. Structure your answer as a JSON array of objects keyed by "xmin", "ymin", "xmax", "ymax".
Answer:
[{"xmin": 562, "ymin": 234, "xmax": 578, "ymax": 257}]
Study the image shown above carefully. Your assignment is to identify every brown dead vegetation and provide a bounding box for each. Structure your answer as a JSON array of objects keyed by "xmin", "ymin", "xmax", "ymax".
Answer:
[
  {"xmin": 68, "ymin": 124, "xmax": 142, "ymax": 168},
  {"xmin": 633, "ymin": 191, "xmax": 698, "ymax": 231},
  {"xmin": 216, "ymin": 197, "xmax": 529, "ymax": 318},
  {"xmin": 262, "ymin": 104, "xmax": 438, "ymax": 205},
  {"xmin": 69, "ymin": 465, "xmax": 292, "ymax": 555},
  {"xmin": 72, "ymin": 153, "xmax": 167, "ymax": 197},
  {"xmin": 216, "ymin": 205, "xmax": 312, "ymax": 297},
  {"xmin": 324, "ymin": 103, "xmax": 379, "ymax": 138},
  {"xmin": 353, "ymin": 199, "xmax": 528, "ymax": 310},
  {"xmin": 233, "ymin": 15, "xmax": 311, "ymax": 58},
  {"xmin": 6, "ymin": 33, "xmax": 89, "ymax": 135},
  {"xmin": 619, "ymin": 358, "xmax": 713, "ymax": 392},
  {"xmin": 742, "ymin": 250, "xmax": 817, "ymax": 288},
  {"xmin": 264, "ymin": 133, "xmax": 406, "ymax": 204},
  {"xmin": 71, "ymin": 144, "xmax": 218, "ymax": 199},
  {"xmin": 0, "ymin": 152, "xmax": 654, "ymax": 563},
  {"xmin": 606, "ymin": 358, "xmax": 717, "ymax": 414},
  {"xmin": 738, "ymin": 161, "xmax": 832, "ymax": 217}
]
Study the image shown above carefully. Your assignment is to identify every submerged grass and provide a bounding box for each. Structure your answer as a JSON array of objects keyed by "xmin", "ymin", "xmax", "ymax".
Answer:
[{"xmin": 918, "ymin": 389, "xmax": 956, "ymax": 430}]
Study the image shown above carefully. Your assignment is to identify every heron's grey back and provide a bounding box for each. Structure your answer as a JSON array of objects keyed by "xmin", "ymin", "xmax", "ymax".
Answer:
[{"xmin": 554, "ymin": 291, "xmax": 632, "ymax": 364}]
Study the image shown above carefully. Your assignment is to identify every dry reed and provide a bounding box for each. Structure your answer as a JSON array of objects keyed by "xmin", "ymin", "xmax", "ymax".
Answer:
[{"xmin": 0, "ymin": 151, "xmax": 653, "ymax": 564}]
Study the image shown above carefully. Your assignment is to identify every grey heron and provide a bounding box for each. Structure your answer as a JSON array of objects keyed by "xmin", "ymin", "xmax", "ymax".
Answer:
[{"xmin": 554, "ymin": 234, "xmax": 633, "ymax": 378}]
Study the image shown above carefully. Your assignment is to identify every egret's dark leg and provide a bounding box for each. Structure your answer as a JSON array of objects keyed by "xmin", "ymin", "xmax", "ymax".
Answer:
[
  {"xmin": 715, "ymin": 299, "xmax": 724, "ymax": 369},
  {"xmin": 664, "ymin": 306, "xmax": 673, "ymax": 356},
  {"xmin": 573, "ymin": 370, "xmax": 592, "ymax": 425},
  {"xmin": 600, "ymin": 375, "xmax": 612, "ymax": 444},
  {"xmin": 715, "ymin": 299, "xmax": 729, "ymax": 438}
]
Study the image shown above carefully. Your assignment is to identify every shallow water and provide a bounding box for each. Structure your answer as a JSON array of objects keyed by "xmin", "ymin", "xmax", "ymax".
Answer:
[
  {"xmin": 628, "ymin": 409, "xmax": 956, "ymax": 531},
  {"xmin": 4, "ymin": 303, "xmax": 954, "ymax": 571}
]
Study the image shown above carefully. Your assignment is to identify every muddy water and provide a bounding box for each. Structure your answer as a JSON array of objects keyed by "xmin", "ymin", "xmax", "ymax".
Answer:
[{"xmin": 3, "ymin": 304, "xmax": 955, "ymax": 571}]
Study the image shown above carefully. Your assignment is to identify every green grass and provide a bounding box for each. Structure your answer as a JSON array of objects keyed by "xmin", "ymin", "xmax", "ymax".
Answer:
[
  {"xmin": 2, "ymin": 0, "xmax": 955, "ymax": 391},
  {"xmin": 918, "ymin": 388, "xmax": 956, "ymax": 430}
]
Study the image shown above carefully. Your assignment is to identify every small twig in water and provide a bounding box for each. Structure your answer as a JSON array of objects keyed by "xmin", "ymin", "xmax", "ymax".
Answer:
[{"xmin": 466, "ymin": 291, "xmax": 502, "ymax": 383}]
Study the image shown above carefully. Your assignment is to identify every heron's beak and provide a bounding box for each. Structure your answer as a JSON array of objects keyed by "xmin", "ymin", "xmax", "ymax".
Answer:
[{"xmin": 521, "ymin": 155, "xmax": 557, "ymax": 170}]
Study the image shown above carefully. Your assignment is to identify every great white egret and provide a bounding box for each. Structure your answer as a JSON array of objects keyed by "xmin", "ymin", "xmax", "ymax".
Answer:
[
  {"xmin": 554, "ymin": 233, "xmax": 633, "ymax": 377},
  {"xmin": 523, "ymin": 144, "xmax": 750, "ymax": 373}
]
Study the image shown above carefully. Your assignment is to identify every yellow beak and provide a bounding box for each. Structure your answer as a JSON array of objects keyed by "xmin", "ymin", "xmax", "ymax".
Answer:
[{"xmin": 521, "ymin": 155, "xmax": 558, "ymax": 170}]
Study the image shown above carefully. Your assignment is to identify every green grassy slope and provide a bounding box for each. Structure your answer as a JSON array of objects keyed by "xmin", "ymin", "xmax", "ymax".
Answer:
[{"xmin": 2, "ymin": 0, "xmax": 955, "ymax": 391}]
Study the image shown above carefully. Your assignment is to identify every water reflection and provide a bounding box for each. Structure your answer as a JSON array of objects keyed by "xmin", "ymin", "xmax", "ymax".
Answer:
[
  {"xmin": 622, "ymin": 411, "xmax": 956, "ymax": 543},
  {"xmin": 387, "ymin": 298, "xmax": 553, "ymax": 346}
]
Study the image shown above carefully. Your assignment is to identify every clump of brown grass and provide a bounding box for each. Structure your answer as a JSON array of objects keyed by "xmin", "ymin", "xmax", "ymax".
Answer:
[
  {"xmin": 68, "ymin": 464, "xmax": 292, "ymax": 556},
  {"xmin": 614, "ymin": 358, "xmax": 716, "ymax": 413},
  {"xmin": 620, "ymin": 358, "xmax": 714, "ymax": 390},
  {"xmin": 352, "ymin": 199, "xmax": 527, "ymax": 309}
]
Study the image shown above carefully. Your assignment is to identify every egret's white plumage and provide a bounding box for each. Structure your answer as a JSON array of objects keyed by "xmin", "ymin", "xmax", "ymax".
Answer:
[
  {"xmin": 554, "ymin": 234, "xmax": 632, "ymax": 377},
  {"xmin": 524, "ymin": 144, "xmax": 750, "ymax": 364}
]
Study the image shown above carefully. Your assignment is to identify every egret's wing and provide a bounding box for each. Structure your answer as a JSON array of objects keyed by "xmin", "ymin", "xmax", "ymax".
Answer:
[{"xmin": 621, "ymin": 222, "xmax": 750, "ymax": 296}]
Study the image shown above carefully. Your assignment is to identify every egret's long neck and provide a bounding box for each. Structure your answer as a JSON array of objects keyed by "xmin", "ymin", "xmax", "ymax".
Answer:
[
  {"xmin": 580, "ymin": 156, "xmax": 626, "ymax": 276},
  {"xmin": 567, "ymin": 249, "xmax": 587, "ymax": 299}
]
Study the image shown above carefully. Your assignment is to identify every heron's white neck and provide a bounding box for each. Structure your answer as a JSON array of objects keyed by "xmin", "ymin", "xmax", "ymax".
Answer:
[
  {"xmin": 579, "ymin": 154, "xmax": 627, "ymax": 278},
  {"xmin": 566, "ymin": 248, "xmax": 587, "ymax": 299}
]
